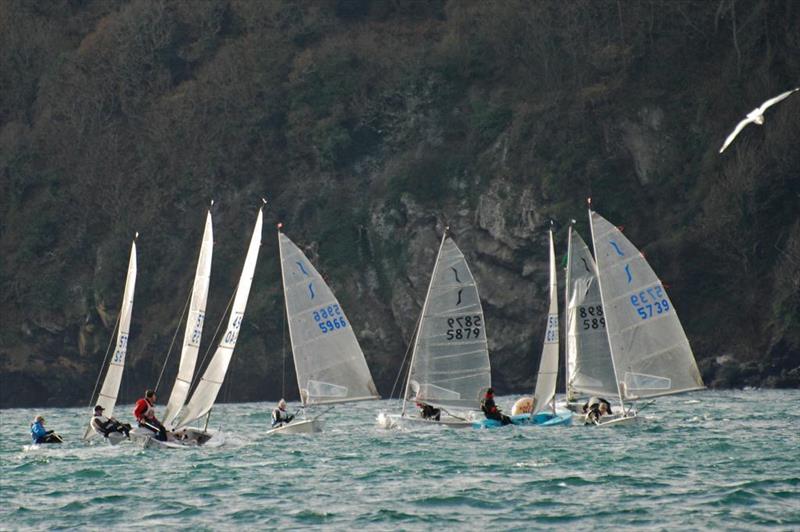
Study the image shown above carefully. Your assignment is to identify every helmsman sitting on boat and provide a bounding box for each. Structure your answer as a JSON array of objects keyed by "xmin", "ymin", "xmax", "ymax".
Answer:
[
  {"xmin": 272, "ymin": 399, "xmax": 295, "ymax": 427},
  {"xmin": 417, "ymin": 401, "xmax": 441, "ymax": 421},
  {"xmin": 30, "ymin": 415, "xmax": 62, "ymax": 444},
  {"xmin": 134, "ymin": 390, "xmax": 168, "ymax": 441},
  {"xmin": 481, "ymin": 388, "xmax": 512, "ymax": 425},
  {"xmin": 91, "ymin": 405, "xmax": 131, "ymax": 439},
  {"xmin": 583, "ymin": 397, "xmax": 613, "ymax": 425}
]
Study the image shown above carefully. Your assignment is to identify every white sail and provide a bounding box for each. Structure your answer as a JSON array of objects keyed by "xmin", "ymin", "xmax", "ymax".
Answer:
[
  {"xmin": 404, "ymin": 233, "xmax": 491, "ymax": 411},
  {"xmin": 83, "ymin": 237, "xmax": 137, "ymax": 440},
  {"xmin": 589, "ymin": 210, "xmax": 704, "ymax": 400},
  {"xmin": 278, "ymin": 232, "xmax": 380, "ymax": 406},
  {"xmin": 565, "ymin": 227, "xmax": 618, "ymax": 400},
  {"xmin": 531, "ymin": 228, "xmax": 559, "ymax": 415},
  {"xmin": 174, "ymin": 206, "xmax": 263, "ymax": 429},
  {"xmin": 162, "ymin": 210, "xmax": 213, "ymax": 427}
]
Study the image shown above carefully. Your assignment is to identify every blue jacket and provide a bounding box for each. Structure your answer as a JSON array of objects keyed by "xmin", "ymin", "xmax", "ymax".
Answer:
[{"xmin": 30, "ymin": 421, "xmax": 48, "ymax": 443}]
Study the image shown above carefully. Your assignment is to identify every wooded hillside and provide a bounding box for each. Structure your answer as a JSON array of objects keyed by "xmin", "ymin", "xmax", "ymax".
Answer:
[{"xmin": 1, "ymin": 0, "xmax": 798, "ymax": 407}]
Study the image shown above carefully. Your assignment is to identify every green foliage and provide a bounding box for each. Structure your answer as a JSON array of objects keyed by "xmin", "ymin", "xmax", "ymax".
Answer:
[
  {"xmin": 469, "ymin": 100, "xmax": 511, "ymax": 147},
  {"xmin": 2, "ymin": 0, "xmax": 800, "ymax": 406}
]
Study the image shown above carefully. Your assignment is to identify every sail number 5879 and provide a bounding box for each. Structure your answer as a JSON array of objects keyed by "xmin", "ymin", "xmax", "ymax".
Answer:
[{"xmin": 445, "ymin": 315, "xmax": 482, "ymax": 341}]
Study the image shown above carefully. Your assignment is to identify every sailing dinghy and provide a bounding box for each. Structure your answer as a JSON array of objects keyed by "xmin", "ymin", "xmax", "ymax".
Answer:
[
  {"xmin": 378, "ymin": 228, "xmax": 491, "ymax": 429},
  {"xmin": 160, "ymin": 208, "xmax": 214, "ymax": 429},
  {"xmin": 560, "ymin": 223, "xmax": 632, "ymax": 424},
  {"xmin": 267, "ymin": 227, "xmax": 381, "ymax": 435},
  {"xmin": 136, "ymin": 202, "xmax": 264, "ymax": 447},
  {"xmin": 83, "ymin": 235, "xmax": 138, "ymax": 445},
  {"xmin": 586, "ymin": 205, "xmax": 704, "ymax": 425},
  {"xmin": 474, "ymin": 224, "xmax": 572, "ymax": 428},
  {"xmin": 128, "ymin": 207, "xmax": 215, "ymax": 447}
]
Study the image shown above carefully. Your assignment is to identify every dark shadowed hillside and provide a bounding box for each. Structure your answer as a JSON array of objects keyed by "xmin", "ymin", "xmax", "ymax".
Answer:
[{"xmin": 1, "ymin": 0, "xmax": 798, "ymax": 408}]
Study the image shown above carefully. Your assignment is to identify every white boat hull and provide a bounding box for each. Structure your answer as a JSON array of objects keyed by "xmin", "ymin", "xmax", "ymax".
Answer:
[
  {"xmin": 266, "ymin": 419, "xmax": 322, "ymax": 435},
  {"xmin": 376, "ymin": 412, "xmax": 474, "ymax": 429},
  {"xmin": 130, "ymin": 426, "xmax": 216, "ymax": 448}
]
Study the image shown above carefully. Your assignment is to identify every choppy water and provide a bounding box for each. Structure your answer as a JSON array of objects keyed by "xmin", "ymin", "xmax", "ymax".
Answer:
[{"xmin": 1, "ymin": 389, "xmax": 798, "ymax": 530}]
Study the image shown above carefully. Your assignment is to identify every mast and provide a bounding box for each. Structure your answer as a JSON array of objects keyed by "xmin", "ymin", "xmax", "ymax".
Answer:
[
  {"xmin": 564, "ymin": 222, "xmax": 574, "ymax": 403},
  {"xmin": 401, "ymin": 227, "xmax": 449, "ymax": 417},
  {"xmin": 586, "ymin": 199, "xmax": 626, "ymax": 411},
  {"xmin": 278, "ymin": 223, "xmax": 304, "ymax": 406}
]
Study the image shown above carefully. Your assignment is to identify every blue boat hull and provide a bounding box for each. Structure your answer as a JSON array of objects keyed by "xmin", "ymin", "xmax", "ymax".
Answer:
[{"xmin": 472, "ymin": 411, "xmax": 573, "ymax": 429}]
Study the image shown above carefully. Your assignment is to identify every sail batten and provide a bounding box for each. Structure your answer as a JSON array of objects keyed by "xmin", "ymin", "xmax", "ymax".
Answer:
[
  {"xmin": 174, "ymin": 207, "xmax": 263, "ymax": 429},
  {"xmin": 163, "ymin": 211, "xmax": 213, "ymax": 427},
  {"xmin": 404, "ymin": 233, "xmax": 491, "ymax": 412},
  {"xmin": 83, "ymin": 238, "xmax": 137, "ymax": 441},
  {"xmin": 589, "ymin": 210, "xmax": 704, "ymax": 400},
  {"xmin": 279, "ymin": 232, "xmax": 380, "ymax": 407}
]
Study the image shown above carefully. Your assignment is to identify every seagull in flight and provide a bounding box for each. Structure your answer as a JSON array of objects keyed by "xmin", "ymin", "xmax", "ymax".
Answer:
[{"xmin": 719, "ymin": 87, "xmax": 799, "ymax": 153}]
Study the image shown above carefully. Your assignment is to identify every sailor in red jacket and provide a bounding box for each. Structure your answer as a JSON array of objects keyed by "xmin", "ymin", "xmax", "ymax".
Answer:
[
  {"xmin": 480, "ymin": 387, "xmax": 512, "ymax": 425},
  {"xmin": 134, "ymin": 390, "xmax": 168, "ymax": 441}
]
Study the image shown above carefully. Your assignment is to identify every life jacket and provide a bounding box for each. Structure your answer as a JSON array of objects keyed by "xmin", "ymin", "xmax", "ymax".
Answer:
[
  {"xmin": 30, "ymin": 421, "xmax": 47, "ymax": 443},
  {"xmin": 481, "ymin": 397, "xmax": 498, "ymax": 415},
  {"xmin": 272, "ymin": 407, "xmax": 290, "ymax": 425},
  {"xmin": 91, "ymin": 413, "xmax": 110, "ymax": 431},
  {"xmin": 134, "ymin": 398, "xmax": 155, "ymax": 422}
]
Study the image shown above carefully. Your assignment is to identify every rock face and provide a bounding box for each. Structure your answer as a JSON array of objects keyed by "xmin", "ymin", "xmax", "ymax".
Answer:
[
  {"xmin": 620, "ymin": 106, "xmax": 675, "ymax": 186},
  {"xmin": 1, "ymin": 1, "xmax": 798, "ymax": 408}
]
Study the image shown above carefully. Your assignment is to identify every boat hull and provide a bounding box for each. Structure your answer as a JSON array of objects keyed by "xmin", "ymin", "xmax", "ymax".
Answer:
[
  {"xmin": 266, "ymin": 419, "xmax": 322, "ymax": 435},
  {"xmin": 130, "ymin": 426, "xmax": 215, "ymax": 448},
  {"xmin": 587, "ymin": 413, "xmax": 639, "ymax": 427},
  {"xmin": 472, "ymin": 411, "xmax": 573, "ymax": 429},
  {"xmin": 376, "ymin": 412, "xmax": 474, "ymax": 429}
]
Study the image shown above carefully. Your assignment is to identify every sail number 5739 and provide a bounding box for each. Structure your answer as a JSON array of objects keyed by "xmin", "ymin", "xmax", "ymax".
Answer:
[{"xmin": 630, "ymin": 285, "xmax": 670, "ymax": 320}]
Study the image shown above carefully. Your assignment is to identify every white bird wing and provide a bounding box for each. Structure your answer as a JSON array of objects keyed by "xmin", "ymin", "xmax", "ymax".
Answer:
[
  {"xmin": 758, "ymin": 87, "xmax": 800, "ymax": 113},
  {"xmin": 719, "ymin": 117, "xmax": 754, "ymax": 153}
]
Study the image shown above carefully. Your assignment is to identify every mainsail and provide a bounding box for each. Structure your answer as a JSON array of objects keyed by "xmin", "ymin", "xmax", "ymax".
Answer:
[
  {"xmin": 589, "ymin": 210, "xmax": 704, "ymax": 400},
  {"xmin": 403, "ymin": 232, "xmax": 491, "ymax": 411},
  {"xmin": 83, "ymin": 236, "xmax": 137, "ymax": 440},
  {"xmin": 531, "ymin": 227, "xmax": 559, "ymax": 415},
  {"xmin": 173, "ymin": 205, "xmax": 263, "ymax": 429},
  {"xmin": 162, "ymin": 210, "xmax": 213, "ymax": 427},
  {"xmin": 278, "ymin": 231, "xmax": 380, "ymax": 405},
  {"xmin": 564, "ymin": 226, "xmax": 618, "ymax": 401}
]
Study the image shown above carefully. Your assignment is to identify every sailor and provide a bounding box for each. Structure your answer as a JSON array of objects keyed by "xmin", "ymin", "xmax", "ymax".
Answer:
[
  {"xmin": 417, "ymin": 402, "xmax": 441, "ymax": 421},
  {"xmin": 30, "ymin": 415, "xmax": 62, "ymax": 444},
  {"xmin": 480, "ymin": 388, "xmax": 512, "ymax": 425},
  {"xmin": 583, "ymin": 396, "xmax": 613, "ymax": 424},
  {"xmin": 271, "ymin": 399, "xmax": 294, "ymax": 427},
  {"xmin": 133, "ymin": 390, "xmax": 168, "ymax": 441},
  {"xmin": 91, "ymin": 405, "xmax": 131, "ymax": 438}
]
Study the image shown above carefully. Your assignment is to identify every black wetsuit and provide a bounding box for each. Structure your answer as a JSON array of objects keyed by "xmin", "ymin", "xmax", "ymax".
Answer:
[
  {"xmin": 481, "ymin": 397, "xmax": 512, "ymax": 425},
  {"xmin": 583, "ymin": 397, "xmax": 613, "ymax": 424},
  {"xmin": 92, "ymin": 415, "xmax": 131, "ymax": 438},
  {"xmin": 419, "ymin": 404, "xmax": 441, "ymax": 421}
]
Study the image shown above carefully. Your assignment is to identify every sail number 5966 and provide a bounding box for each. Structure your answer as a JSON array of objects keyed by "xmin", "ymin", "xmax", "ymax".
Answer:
[{"xmin": 313, "ymin": 304, "xmax": 347, "ymax": 333}]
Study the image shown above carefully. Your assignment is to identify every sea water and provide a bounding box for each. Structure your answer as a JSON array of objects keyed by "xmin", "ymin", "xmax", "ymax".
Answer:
[{"xmin": 1, "ymin": 389, "xmax": 798, "ymax": 530}]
